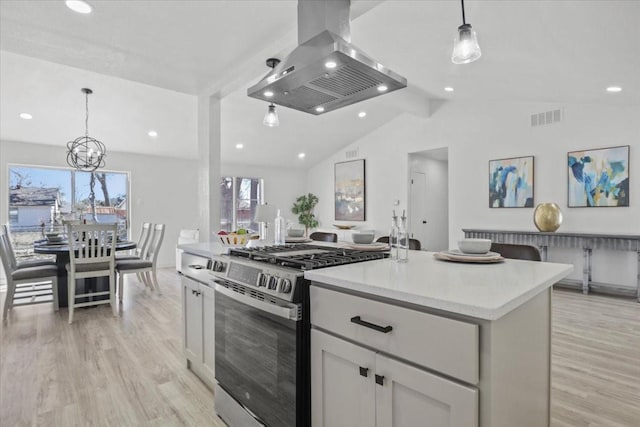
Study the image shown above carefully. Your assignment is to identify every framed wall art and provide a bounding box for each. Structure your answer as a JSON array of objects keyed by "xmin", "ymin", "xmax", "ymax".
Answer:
[
  {"xmin": 568, "ymin": 145, "xmax": 629, "ymax": 207},
  {"xmin": 489, "ymin": 156, "xmax": 534, "ymax": 208},
  {"xmin": 335, "ymin": 159, "xmax": 366, "ymax": 221}
]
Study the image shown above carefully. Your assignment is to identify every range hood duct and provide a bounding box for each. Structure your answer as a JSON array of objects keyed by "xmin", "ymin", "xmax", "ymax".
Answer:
[{"xmin": 247, "ymin": 0, "xmax": 407, "ymax": 115}]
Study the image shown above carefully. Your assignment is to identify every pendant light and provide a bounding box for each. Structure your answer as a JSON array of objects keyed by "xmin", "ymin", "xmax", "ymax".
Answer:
[
  {"xmin": 262, "ymin": 58, "xmax": 280, "ymax": 127},
  {"xmin": 66, "ymin": 88, "xmax": 106, "ymax": 171},
  {"xmin": 451, "ymin": 0, "xmax": 481, "ymax": 64}
]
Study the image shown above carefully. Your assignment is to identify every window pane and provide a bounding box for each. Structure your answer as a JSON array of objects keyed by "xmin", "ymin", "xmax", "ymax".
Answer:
[
  {"xmin": 219, "ymin": 177, "xmax": 234, "ymax": 232},
  {"xmin": 235, "ymin": 177, "xmax": 262, "ymax": 232},
  {"xmin": 8, "ymin": 166, "xmax": 71, "ymax": 259},
  {"xmin": 75, "ymin": 171, "xmax": 129, "ymax": 238}
]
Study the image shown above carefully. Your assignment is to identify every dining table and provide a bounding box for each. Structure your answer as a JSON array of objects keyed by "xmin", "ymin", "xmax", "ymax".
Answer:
[{"xmin": 34, "ymin": 239, "xmax": 136, "ymax": 307}]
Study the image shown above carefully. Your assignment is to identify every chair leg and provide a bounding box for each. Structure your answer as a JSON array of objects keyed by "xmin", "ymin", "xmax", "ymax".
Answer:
[
  {"xmin": 3, "ymin": 281, "xmax": 16, "ymax": 320},
  {"xmin": 52, "ymin": 276, "xmax": 59, "ymax": 312},
  {"xmin": 68, "ymin": 275, "xmax": 75, "ymax": 324},
  {"xmin": 110, "ymin": 271, "xmax": 117, "ymax": 317},
  {"xmin": 136, "ymin": 272, "xmax": 142, "ymax": 283},
  {"xmin": 118, "ymin": 271, "xmax": 124, "ymax": 302},
  {"xmin": 141, "ymin": 271, "xmax": 151, "ymax": 290},
  {"xmin": 152, "ymin": 268, "xmax": 161, "ymax": 295}
]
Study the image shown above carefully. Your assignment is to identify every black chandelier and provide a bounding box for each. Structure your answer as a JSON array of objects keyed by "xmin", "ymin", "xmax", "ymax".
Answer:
[{"xmin": 66, "ymin": 88, "xmax": 106, "ymax": 171}]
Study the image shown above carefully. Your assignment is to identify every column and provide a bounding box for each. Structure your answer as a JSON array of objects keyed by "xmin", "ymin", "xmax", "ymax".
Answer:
[{"xmin": 197, "ymin": 94, "xmax": 222, "ymax": 241}]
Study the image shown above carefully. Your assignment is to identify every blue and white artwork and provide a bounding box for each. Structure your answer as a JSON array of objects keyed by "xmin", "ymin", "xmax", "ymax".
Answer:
[
  {"xmin": 568, "ymin": 145, "xmax": 629, "ymax": 207},
  {"xmin": 489, "ymin": 156, "xmax": 534, "ymax": 208}
]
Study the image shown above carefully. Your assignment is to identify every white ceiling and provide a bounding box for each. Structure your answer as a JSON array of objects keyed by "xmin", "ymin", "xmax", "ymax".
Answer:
[{"xmin": 1, "ymin": 0, "xmax": 638, "ymax": 168}]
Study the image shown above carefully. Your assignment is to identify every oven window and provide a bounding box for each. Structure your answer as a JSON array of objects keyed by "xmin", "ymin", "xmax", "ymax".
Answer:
[{"xmin": 223, "ymin": 310, "xmax": 278, "ymax": 394}]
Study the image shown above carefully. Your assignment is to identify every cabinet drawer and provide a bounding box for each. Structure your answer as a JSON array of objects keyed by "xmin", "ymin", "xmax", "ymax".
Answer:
[{"xmin": 310, "ymin": 286, "xmax": 479, "ymax": 384}]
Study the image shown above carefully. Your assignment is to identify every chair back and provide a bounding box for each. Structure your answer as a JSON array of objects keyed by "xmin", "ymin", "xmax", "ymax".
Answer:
[
  {"xmin": 0, "ymin": 224, "xmax": 18, "ymax": 270},
  {"xmin": 490, "ymin": 243, "xmax": 541, "ymax": 261},
  {"xmin": 309, "ymin": 232, "xmax": 338, "ymax": 243},
  {"xmin": 376, "ymin": 236, "xmax": 422, "ymax": 250},
  {"xmin": 136, "ymin": 222, "xmax": 153, "ymax": 258},
  {"xmin": 145, "ymin": 224, "xmax": 165, "ymax": 265},
  {"xmin": 67, "ymin": 223, "xmax": 118, "ymax": 270},
  {"xmin": 0, "ymin": 232, "xmax": 15, "ymax": 275}
]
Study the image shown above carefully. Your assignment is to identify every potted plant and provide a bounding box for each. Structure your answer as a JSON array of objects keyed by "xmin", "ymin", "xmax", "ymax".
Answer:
[{"xmin": 291, "ymin": 193, "xmax": 319, "ymax": 237}]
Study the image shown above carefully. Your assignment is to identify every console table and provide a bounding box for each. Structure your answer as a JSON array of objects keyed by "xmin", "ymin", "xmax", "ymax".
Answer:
[{"xmin": 463, "ymin": 229, "xmax": 640, "ymax": 301}]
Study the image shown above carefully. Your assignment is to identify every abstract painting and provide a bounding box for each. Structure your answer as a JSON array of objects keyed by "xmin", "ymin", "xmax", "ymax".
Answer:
[
  {"xmin": 568, "ymin": 145, "xmax": 629, "ymax": 207},
  {"xmin": 489, "ymin": 156, "xmax": 534, "ymax": 208},
  {"xmin": 335, "ymin": 159, "xmax": 366, "ymax": 221}
]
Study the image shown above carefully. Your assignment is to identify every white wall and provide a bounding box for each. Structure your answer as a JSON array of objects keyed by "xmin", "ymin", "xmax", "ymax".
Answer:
[
  {"xmin": 222, "ymin": 163, "xmax": 308, "ymax": 227},
  {"xmin": 1, "ymin": 140, "xmax": 199, "ymax": 268},
  {"xmin": 308, "ymin": 101, "xmax": 640, "ymax": 287}
]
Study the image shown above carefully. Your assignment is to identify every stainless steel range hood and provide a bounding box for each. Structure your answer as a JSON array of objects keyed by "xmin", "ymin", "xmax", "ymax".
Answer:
[{"xmin": 247, "ymin": 0, "xmax": 407, "ymax": 115}]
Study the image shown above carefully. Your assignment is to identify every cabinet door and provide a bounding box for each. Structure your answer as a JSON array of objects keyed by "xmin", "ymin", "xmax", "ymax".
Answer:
[
  {"xmin": 375, "ymin": 354, "xmax": 478, "ymax": 427},
  {"xmin": 182, "ymin": 276, "xmax": 202, "ymax": 363},
  {"xmin": 311, "ymin": 329, "xmax": 376, "ymax": 427},
  {"xmin": 200, "ymin": 283, "xmax": 215, "ymax": 382}
]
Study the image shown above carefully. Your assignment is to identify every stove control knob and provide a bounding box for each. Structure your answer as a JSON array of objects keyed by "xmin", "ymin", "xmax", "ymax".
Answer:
[
  {"xmin": 280, "ymin": 279, "xmax": 292, "ymax": 294},
  {"xmin": 257, "ymin": 273, "xmax": 267, "ymax": 287},
  {"xmin": 268, "ymin": 276, "xmax": 278, "ymax": 290},
  {"xmin": 212, "ymin": 261, "xmax": 226, "ymax": 272}
]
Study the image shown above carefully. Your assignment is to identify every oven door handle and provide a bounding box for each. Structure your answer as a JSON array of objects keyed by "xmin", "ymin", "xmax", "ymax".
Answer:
[{"xmin": 214, "ymin": 283, "xmax": 300, "ymax": 321}]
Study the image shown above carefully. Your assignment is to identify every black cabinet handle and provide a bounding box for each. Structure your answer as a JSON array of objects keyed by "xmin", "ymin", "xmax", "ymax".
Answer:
[
  {"xmin": 350, "ymin": 316, "xmax": 393, "ymax": 333},
  {"xmin": 375, "ymin": 374, "xmax": 384, "ymax": 386},
  {"xmin": 359, "ymin": 367, "xmax": 369, "ymax": 377}
]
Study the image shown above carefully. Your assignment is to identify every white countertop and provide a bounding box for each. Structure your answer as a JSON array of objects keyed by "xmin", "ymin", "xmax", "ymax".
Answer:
[
  {"xmin": 305, "ymin": 251, "xmax": 573, "ymax": 320},
  {"xmin": 178, "ymin": 241, "xmax": 227, "ymax": 258}
]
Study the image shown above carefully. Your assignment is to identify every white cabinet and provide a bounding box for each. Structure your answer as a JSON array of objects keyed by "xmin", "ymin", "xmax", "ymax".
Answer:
[
  {"xmin": 182, "ymin": 275, "xmax": 215, "ymax": 388},
  {"xmin": 312, "ymin": 329, "xmax": 477, "ymax": 427}
]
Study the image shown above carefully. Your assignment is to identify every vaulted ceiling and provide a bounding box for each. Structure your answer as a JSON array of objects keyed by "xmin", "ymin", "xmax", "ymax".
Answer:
[{"xmin": 1, "ymin": 1, "xmax": 638, "ymax": 168}]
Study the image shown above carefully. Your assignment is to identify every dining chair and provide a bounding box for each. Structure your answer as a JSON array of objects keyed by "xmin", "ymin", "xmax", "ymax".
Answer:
[
  {"xmin": 2, "ymin": 224, "xmax": 56, "ymax": 269},
  {"xmin": 116, "ymin": 223, "xmax": 165, "ymax": 300},
  {"xmin": 116, "ymin": 222, "xmax": 153, "ymax": 261},
  {"xmin": 376, "ymin": 236, "xmax": 422, "ymax": 250},
  {"xmin": 490, "ymin": 243, "xmax": 541, "ymax": 261},
  {"xmin": 66, "ymin": 223, "xmax": 118, "ymax": 324},
  {"xmin": 1, "ymin": 233, "xmax": 59, "ymax": 319},
  {"xmin": 309, "ymin": 232, "xmax": 338, "ymax": 243}
]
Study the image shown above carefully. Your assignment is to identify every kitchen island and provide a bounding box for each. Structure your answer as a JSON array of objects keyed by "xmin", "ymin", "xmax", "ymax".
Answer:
[{"xmin": 305, "ymin": 250, "xmax": 573, "ymax": 427}]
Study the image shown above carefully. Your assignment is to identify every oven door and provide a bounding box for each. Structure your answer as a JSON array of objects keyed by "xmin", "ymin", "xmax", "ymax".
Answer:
[{"xmin": 214, "ymin": 281, "xmax": 301, "ymax": 427}]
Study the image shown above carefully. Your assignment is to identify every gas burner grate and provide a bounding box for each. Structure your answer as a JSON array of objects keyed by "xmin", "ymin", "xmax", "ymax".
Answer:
[{"xmin": 229, "ymin": 244, "xmax": 388, "ymax": 270}]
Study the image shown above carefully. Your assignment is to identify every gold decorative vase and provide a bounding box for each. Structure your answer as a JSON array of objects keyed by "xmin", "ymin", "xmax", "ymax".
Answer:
[{"xmin": 533, "ymin": 203, "xmax": 563, "ymax": 232}]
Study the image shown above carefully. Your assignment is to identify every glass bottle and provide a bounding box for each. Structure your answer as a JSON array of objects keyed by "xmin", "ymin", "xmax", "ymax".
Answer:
[
  {"xmin": 389, "ymin": 211, "xmax": 399, "ymax": 260},
  {"xmin": 397, "ymin": 212, "xmax": 409, "ymax": 263},
  {"xmin": 274, "ymin": 209, "xmax": 286, "ymax": 246}
]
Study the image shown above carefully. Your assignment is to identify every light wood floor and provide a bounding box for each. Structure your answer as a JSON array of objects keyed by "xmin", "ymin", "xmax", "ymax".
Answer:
[{"xmin": 1, "ymin": 271, "xmax": 639, "ymax": 426}]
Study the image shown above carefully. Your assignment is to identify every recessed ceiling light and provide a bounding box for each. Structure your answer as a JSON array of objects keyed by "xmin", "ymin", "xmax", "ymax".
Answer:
[
  {"xmin": 264, "ymin": 91, "xmax": 274, "ymax": 98},
  {"xmin": 19, "ymin": 113, "xmax": 33, "ymax": 120},
  {"xmin": 377, "ymin": 85, "xmax": 388, "ymax": 92},
  {"xmin": 65, "ymin": 0, "xmax": 92, "ymax": 14},
  {"xmin": 236, "ymin": 143, "xmax": 244, "ymax": 149},
  {"xmin": 315, "ymin": 106, "xmax": 325, "ymax": 113},
  {"xmin": 148, "ymin": 130, "xmax": 158, "ymax": 137},
  {"xmin": 606, "ymin": 86, "xmax": 622, "ymax": 93},
  {"xmin": 325, "ymin": 61, "xmax": 337, "ymax": 69},
  {"xmin": 298, "ymin": 153, "xmax": 306, "ymax": 159},
  {"xmin": 444, "ymin": 86, "xmax": 454, "ymax": 92},
  {"xmin": 358, "ymin": 111, "xmax": 367, "ymax": 118}
]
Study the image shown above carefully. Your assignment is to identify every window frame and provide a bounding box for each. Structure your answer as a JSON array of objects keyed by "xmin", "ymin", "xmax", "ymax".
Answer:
[{"xmin": 220, "ymin": 176, "xmax": 264, "ymax": 232}]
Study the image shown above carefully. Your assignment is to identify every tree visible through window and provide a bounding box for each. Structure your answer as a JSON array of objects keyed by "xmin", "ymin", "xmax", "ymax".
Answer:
[{"xmin": 219, "ymin": 177, "xmax": 263, "ymax": 233}]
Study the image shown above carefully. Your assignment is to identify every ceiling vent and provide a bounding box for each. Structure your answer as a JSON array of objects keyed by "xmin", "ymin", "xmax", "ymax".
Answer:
[
  {"xmin": 345, "ymin": 148, "xmax": 359, "ymax": 159},
  {"xmin": 531, "ymin": 109, "xmax": 563, "ymax": 127}
]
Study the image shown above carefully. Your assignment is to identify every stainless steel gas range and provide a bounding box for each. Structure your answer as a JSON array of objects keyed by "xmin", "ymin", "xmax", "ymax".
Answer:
[{"xmin": 209, "ymin": 244, "xmax": 388, "ymax": 427}]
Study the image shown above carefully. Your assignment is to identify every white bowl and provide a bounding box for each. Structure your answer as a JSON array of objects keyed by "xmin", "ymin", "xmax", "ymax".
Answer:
[
  {"xmin": 352, "ymin": 232, "xmax": 375, "ymax": 244},
  {"xmin": 458, "ymin": 238, "xmax": 491, "ymax": 254},
  {"xmin": 287, "ymin": 228, "xmax": 305, "ymax": 238}
]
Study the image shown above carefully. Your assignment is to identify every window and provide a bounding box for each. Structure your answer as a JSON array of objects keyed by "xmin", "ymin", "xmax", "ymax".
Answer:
[
  {"xmin": 220, "ymin": 177, "xmax": 264, "ymax": 233},
  {"xmin": 7, "ymin": 165, "xmax": 129, "ymax": 257}
]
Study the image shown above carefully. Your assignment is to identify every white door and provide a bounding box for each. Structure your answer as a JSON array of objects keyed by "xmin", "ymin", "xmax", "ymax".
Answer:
[
  {"xmin": 375, "ymin": 353, "xmax": 478, "ymax": 427},
  {"xmin": 410, "ymin": 171, "xmax": 428, "ymax": 249},
  {"xmin": 311, "ymin": 329, "xmax": 376, "ymax": 427},
  {"xmin": 201, "ymin": 283, "xmax": 215, "ymax": 382},
  {"xmin": 182, "ymin": 276, "xmax": 203, "ymax": 363}
]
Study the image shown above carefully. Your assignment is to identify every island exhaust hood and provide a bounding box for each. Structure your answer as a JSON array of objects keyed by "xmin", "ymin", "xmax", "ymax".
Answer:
[{"xmin": 247, "ymin": 0, "xmax": 407, "ymax": 115}]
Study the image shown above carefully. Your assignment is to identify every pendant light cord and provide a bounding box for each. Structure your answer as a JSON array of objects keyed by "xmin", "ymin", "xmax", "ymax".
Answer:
[
  {"xmin": 85, "ymin": 91, "xmax": 89, "ymax": 138},
  {"xmin": 461, "ymin": 0, "xmax": 466, "ymax": 25}
]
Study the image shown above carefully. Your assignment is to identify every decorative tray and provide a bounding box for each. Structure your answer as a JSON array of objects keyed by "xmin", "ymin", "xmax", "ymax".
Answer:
[
  {"xmin": 285, "ymin": 237, "xmax": 313, "ymax": 243},
  {"xmin": 342, "ymin": 242, "xmax": 390, "ymax": 251},
  {"xmin": 333, "ymin": 224, "xmax": 356, "ymax": 230},
  {"xmin": 434, "ymin": 251, "xmax": 504, "ymax": 263}
]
